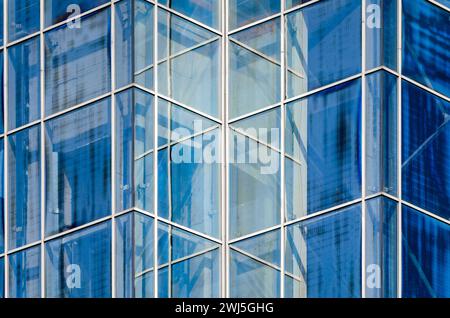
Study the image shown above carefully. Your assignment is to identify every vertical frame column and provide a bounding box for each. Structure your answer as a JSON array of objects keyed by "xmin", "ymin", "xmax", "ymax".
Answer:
[
  {"xmin": 396, "ymin": 0, "xmax": 402, "ymax": 299},
  {"xmin": 2, "ymin": 0, "xmax": 8, "ymax": 299}
]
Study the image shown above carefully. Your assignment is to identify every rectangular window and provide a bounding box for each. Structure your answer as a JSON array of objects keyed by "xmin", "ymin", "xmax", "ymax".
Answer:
[
  {"xmin": 8, "ymin": 246, "xmax": 41, "ymax": 298},
  {"xmin": 8, "ymin": 0, "xmax": 40, "ymax": 42}
]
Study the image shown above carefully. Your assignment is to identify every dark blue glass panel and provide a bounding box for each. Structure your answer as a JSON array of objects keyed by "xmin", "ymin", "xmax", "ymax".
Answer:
[
  {"xmin": 285, "ymin": 79, "xmax": 362, "ymax": 218},
  {"xmin": 46, "ymin": 222, "xmax": 111, "ymax": 298},
  {"xmin": 44, "ymin": 0, "xmax": 109, "ymax": 27},
  {"xmin": 45, "ymin": 99, "xmax": 111, "ymax": 236},
  {"xmin": 0, "ymin": 1, "xmax": 3, "ymax": 46},
  {"xmin": 159, "ymin": 0, "xmax": 220, "ymax": 30},
  {"xmin": 285, "ymin": 204, "xmax": 362, "ymax": 298},
  {"xmin": 8, "ymin": 0, "xmax": 40, "ymax": 42},
  {"xmin": 8, "ymin": 36, "xmax": 40, "ymax": 130},
  {"xmin": 366, "ymin": 196, "xmax": 397, "ymax": 298},
  {"xmin": 0, "ymin": 52, "xmax": 4, "ymax": 134},
  {"xmin": 229, "ymin": 0, "xmax": 280, "ymax": 30},
  {"xmin": 286, "ymin": 0, "xmax": 361, "ymax": 97},
  {"xmin": 8, "ymin": 125, "xmax": 41, "ymax": 249},
  {"xmin": 45, "ymin": 8, "xmax": 111, "ymax": 115},
  {"xmin": 9, "ymin": 246, "xmax": 41, "ymax": 298},
  {"xmin": 402, "ymin": 206, "xmax": 450, "ymax": 298},
  {"xmin": 403, "ymin": 0, "xmax": 450, "ymax": 97},
  {"xmin": 402, "ymin": 81, "xmax": 450, "ymax": 220},
  {"xmin": 0, "ymin": 258, "xmax": 3, "ymax": 298},
  {"xmin": 0, "ymin": 141, "xmax": 3, "ymax": 255}
]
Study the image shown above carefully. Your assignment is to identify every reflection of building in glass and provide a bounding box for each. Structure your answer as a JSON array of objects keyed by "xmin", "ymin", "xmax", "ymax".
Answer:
[{"xmin": 0, "ymin": 0, "xmax": 449, "ymax": 298}]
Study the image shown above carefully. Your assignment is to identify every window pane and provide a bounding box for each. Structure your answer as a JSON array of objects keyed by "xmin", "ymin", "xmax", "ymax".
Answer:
[
  {"xmin": 0, "ymin": 3, "xmax": 3, "ymax": 46},
  {"xmin": 286, "ymin": 0, "xmax": 315, "ymax": 10},
  {"xmin": 8, "ymin": 36, "xmax": 40, "ymax": 130},
  {"xmin": 0, "ymin": 258, "xmax": 3, "ymax": 298},
  {"xmin": 45, "ymin": 222, "xmax": 111, "ymax": 298},
  {"xmin": 45, "ymin": 9, "xmax": 111, "ymax": 115},
  {"xmin": 286, "ymin": 0, "xmax": 361, "ymax": 97},
  {"xmin": 402, "ymin": 81, "xmax": 450, "ymax": 220},
  {"xmin": 403, "ymin": 0, "xmax": 450, "ymax": 97},
  {"xmin": 8, "ymin": 0, "xmax": 40, "ymax": 42},
  {"xmin": 115, "ymin": 0, "xmax": 154, "ymax": 90},
  {"xmin": 159, "ymin": 0, "xmax": 220, "ymax": 30},
  {"xmin": 8, "ymin": 126, "xmax": 41, "ymax": 249},
  {"xmin": 366, "ymin": 196, "xmax": 397, "ymax": 298},
  {"xmin": 285, "ymin": 79, "xmax": 361, "ymax": 219},
  {"xmin": 229, "ymin": 18, "xmax": 281, "ymax": 119},
  {"xmin": 402, "ymin": 206, "xmax": 450, "ymax": 298},
  {"xmin": 366, "ymin": 71, "xmax": 397, "ymax": 196},
  {"xmin": 8, "ymin": 246, "xmax": 41, "ymax": 298},
  {"xmin": 0, "ymin": 52, "xmax": 4, "ymax": 134},
  {"xmin": 158, "ymin": 9, "xmax": 220, "ymax": 118},
  {"xmin": 229, "ymin": 0, "xmax": 280, "ymax": 30},
  {"xmin": 0, "ymin": 141, "xmax": 4, "ymax": 255},
  {"xmin": 45, "ymin": 99, "xmax": 111, "ymax": 236},
  {"xmin": 285, "ymin": 204, "xmax": 361, "ymax": 298},
  {"xmin": 44, "ymin": 0, "xmax": 110, "ymax": 27}
]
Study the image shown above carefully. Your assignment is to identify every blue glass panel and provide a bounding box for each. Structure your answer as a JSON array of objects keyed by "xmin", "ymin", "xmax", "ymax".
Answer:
[
  {"xmin": 8, "ymin": 125, "xmax": 40, "ymax": 249},
  {"xmin": 403, "ymin": 0, "xmax": 450, "ymax": 97},
  {"xmin": 230, "ymin": 249, "xmax": 280, "ymax": 298},
  {"xmin": 435, "ymin": 0, "xmax": 450, "ymax": 8},
  {"xmin": 366, "ymin": 0, "xmax": 397, "ymax": 70},
  {"xmin": 0, "ymin": 2, "xmax": 3, "ymax": 46},
  {"xmin": 115, "ymin": 0, "xmax": 154, "ymax": 89},
  {"xmin": 160, "ymin": 0, "xmax": 220, "ymax": 30},
  {"xmin": 8, "ymin": 0, "xmax": 40, "ymax": 42},
  {"xmin": 366, "ymin": 71, "xmax": 397, "ymax": 196},
  {"xmin": 232, "ymin": 229, "xmax": 281, "ymax": 267},
  {"xmin": 286, "ymin": 0, "xmax": 315, "ymax": 9},
  {"xmin": 229, "ymin": 0, "xmax": 280, "ymax": 30},
  {"xmin": 8, "ymin": 36, "xmax": 40, "ymax": 130},
  {"xmin": 366, "ymin": 196, "xmax": 397, "ymax": 298},
  {"xmin": 44, "ymin": 0, "xmax": 110, "ymax": 27},
  {"xmin": 285, "ymin": 204, "xmax": 362, "ymax": 298},
  {"xmin": 285, "ymin": 275, "xmax": 305, "ymax": 298},
  {"xmin": 285, "ymin": 79, "xmax": 362, "ymax": 219},
  {"xmin": 402, "ymin": 81, "xmax": 450, "ymax": 220},
  {"xmin": 45, "ymin": 8, "xmax": 111, "ymax": 115},
  {"xmin": 286, "ymin": 0, "xmax": 361, "ymax": 97},
  {"xmin": 45, "ymin": 99, "xmax": 111, "ymax": 236},
  {"xmin": 135, "ymin": 271, "xmax": 153, "ymax": 298},
  {"xmin": 0, "ymin": 52, "xmax": 4, "ymax": 134},
  {"xmin": 0, "ymin": 258, "xmax": 3, "ymax": 298},
  {"xmin": 135, "ymin": 153, "xmax": 153, "ymax": 212},
  {"xmin": 0, "ymin": 141, "xmax": 3, "ymax": 255},
  {"xmin": 402, "ymin": 206, "xmax": 450, "ymax": 298},
  {"xmin": 9, "ymin": 246, "xmax": 41, "ymax": 298},
  {"xmin": 46, "ymin": 222, "xmax": 111, "ymax": 298}
]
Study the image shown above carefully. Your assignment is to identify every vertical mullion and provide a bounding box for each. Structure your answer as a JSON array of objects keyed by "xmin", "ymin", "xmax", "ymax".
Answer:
[
  {"xmin": 3, "ymin": 0, "xmax": 8, "ymax": 299},
  {"xmin": 153, "ymin": 0, "xmax": 159, "ymax": 299},
  {"xmin": 224, "ymin": 0, "xmax": 230, "ymax": 299},
  {"xmin": 280, "ymin": 0, "xmax": 286, "ymax": 300},
  {"xmin": 111, "ymin": 0, "xmax": 117, "ymax": 298},
  {"xmin": 396, "ymin": 0, "xmax": 402, "ymax": 299},
  {"xmin": 361, "ymin": 0, "xmax": 367, "ymax": 299}
]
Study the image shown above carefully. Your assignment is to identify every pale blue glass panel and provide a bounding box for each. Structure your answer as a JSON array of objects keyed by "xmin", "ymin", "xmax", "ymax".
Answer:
[
  {"xmin": 229, "ymin": 0, "xmax": 280, "ymax": 30},
  {"xmin": 230, "ymin": 249, "xmax": 280, "ymax": 298},
  {"xmin": 0, "ymin": 258, "xmax": 3, "ymax": 298},
  {"xmin": 45, "ymin": 9, "xmax": 111, "ymax": 115},
  {"xmin": 402, "ymin": 206, "xmax": 450, "ymax": 298},
  {"xmin": 8, "ymin": 36, "xmax": 40, "ymax": 130},
  {"xmin": 0, "ymin": 141, "xmax": 3, "ymax": 255},
  {"xmin": 232, "ymin": 229, "xmax": 281, "ymax": 267},
  {"xmin": 115, "ymin": 0, "xmax": 154, "ymax": 89},
  {"xmin": 8, "ymin": 125, "xmax": 40, "ymax": 249},
  {"xmin": 229, "ymin": 18, "xmax": 281, "ymax": 119},
  {"xmin": 286, "ymin": 0, "xmax": 361, "ymax": 97},
  {"xmin": 229, "ymin": 131, "xmax": 281, "ymax": 239},
  {"xmin": 160, "ymin": 0, "xmax": 220, "ymax": 30},
  {"xmin": 402, "ymin": 81, "xmax": 450, "ymax": 220},
  {"xmin": 44, "ymin": 0, "xmax": 110, "ymax": 27},
  {"xmin": 9, "ymin": 246, "xmax": 41, "ymax": 298},
  {"xmin": 285, "ymin": 204, "xmax": 362, "ymax": 298},
  {"xmin": 8, "ymin": 0, "xmax": 40, "ymax": 42},
  {"xmin": 366, "ymin": 71, "xmax": 397, "ymax": 196},
  {"xmin": 0, "ymin": 1, "xmax": 3, "ymax": 46},
  {"xmin": 45, "ymin": 99, "xmax": 111, "ymax": 236},
  {"xmin": 46, "ymin": 222, "xmax": 111, "ymax": 298},
  {"xmin": 435, "ymin": 0, "xmax": 450, "ymax": 8},
  {"xmin": 403, "ymin": 0, "xmax": 450, "ymax": 97},
  {"xmin": 286, "ymin": 0, "xmax": 315, "ymax": 9},
  {"xmin": 135, "ymin": 153, "xmax": 153, "ymax": 212},
  {"xmin": 285, "ymin": 275, "xmax": 306, "ymax": 298},
  {"xmin": 285, "ymin": 79, "xmax": 362, "ymax": 219},
  {"xmin": 366, "ymin": 196, "xmax": 397, "ymax": 298}
]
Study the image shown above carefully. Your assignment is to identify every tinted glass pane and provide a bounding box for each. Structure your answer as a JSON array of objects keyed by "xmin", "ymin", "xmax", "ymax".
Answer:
[
  {"xmin": 229, "ymin": 18, "xmax": 281, "ymax": 119},
  {"xmin": 229, "ymin": 0, "xmax": 280, "ymax": 30},
  {"xmin": 402, "ymin": 206, "xmax": 450, "ymax": 298},
  {"xmin": 44, "ymin": 0, "xmax": 109, "ymax": 27},
  {"xmin": 285, "ymin": 204, "xmax": 362, "ymax": 298},
  {"xmin": 160, "ymin": 0, "xmax": 220, "ymax": 30},
  {"xmin": 286, "ymin": 0, "xmax": 361, "ymax": 97},
  {"xmin": 232, "ymin": 229, "xmax": 281, "ymax": 267},
  {"xmin": 0, "ymin": 2, "xmax": 3, "ymax": 46},
  {"xmin": 366, "ymin": 196, "xmax": 397, "ymax": 298},
  {"xmin": 402, "ymin": 81, "xmax": 450, "ymax": 220},
  {"xmin": 8, "ymin": 36, "xmax": 40, "ymax": 130},
  {"xmin": 0, "ymin": 141, "xmax": 3, "ymax": 255},
  {"xmin": 46, "ymin": 222, "xmax": 111, "ymax": 298},
  {"xmin": 8, "ymin": 0, "xmax": 40, "ymax": 42},
  {"xmin": 8, "ymin": 126, "xmax": 40, "ymax": 249},
  {"xmin": 285, "ymin": 79, "xmax": 361, "ymax": 219},
  {"xmin": 8, "ymin": 246, "xmax": 41, "ymax": 298},
  {"xmin": 403, "ymin": 0, "xmax": 450, "ymax": 97},
  {"xmin": 45, "ymin": 99, "xmax": 111, "ymax": 236},
  {"xmin": 286, "ymin": 0, "xmax": 315, "ymax": 10},
  {"xmin": 45, "ymin": 9, "xmax": 111, "ymax": 115},
  {"xmin": 0, "ymin": 258, "xmax": 3, "ymax": 298},
  {"xmin": 366, "ymin": 71, "xmax": 397, "ymax": 196},
  {"xmin": 115, "ymin": 0, "xmax": 154, "ymax": 90},
  {"xmin": 0, "ymin": 52, "xmax": 4, "ymax": 134}
]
